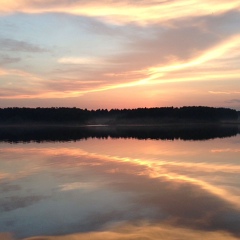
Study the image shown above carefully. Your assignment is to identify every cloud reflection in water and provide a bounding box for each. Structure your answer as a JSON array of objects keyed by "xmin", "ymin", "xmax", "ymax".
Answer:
[{"xmin": 0, "ymin": 136, "xmax": 239, "ymax": 239}]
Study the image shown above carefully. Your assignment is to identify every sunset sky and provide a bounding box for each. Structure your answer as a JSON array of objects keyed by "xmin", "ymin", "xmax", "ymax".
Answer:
[{"xmin": 0, "ymin": 0, "xmax": 240, "ymax": 109}]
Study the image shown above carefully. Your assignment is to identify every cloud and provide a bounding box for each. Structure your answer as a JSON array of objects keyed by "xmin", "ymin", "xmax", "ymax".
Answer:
[
  {"xmin": 45, "ymin": 78, "xmax": 106, "ymax": 92},
  {"xmin": 17, "ymin": 223, "xmax": 240, "ymax": 240},
  {"xmin": 58, "ymin": 57, "xmax": 102, "ymax": 65},
  {"xmin": 40, "ymin": 14, "xmax": 240, "ymax": 98},
  {"xmin": 0, "ymin": 55, "xmax": 21, "ymax": 65},
  {"xmin": 0, "ymin": 195, "xmax": 44, "ymax": 212},
  {"xmin": 227, "ymin": 99, "xmax": 240, "ymax": 103},
  {"xmin": 0, "ymin": 38, "xmax": 47, "ymax": 53},
  {"xmin": 0, "ymin": 182, "xmax": 21, "ymax": 193},
  {"xmin": 0, "ymin": 87, "xmax": 38, "ymax": 98},
  {"xmin": 48, "ymin": 10, "xmax": 239, "ymax": 97},
  {"xmin": 106, "ymin": 9, "xmax": 240, "ymax": 69},
  {"xmin": 211, "ymin": 148, "xmax": 240, "ymax": 153},
  {"xmin": 209, "ymin": 91, "xmax": 240, "ymax": 94},
  {"xmin": 0, "ymin": 1, "xmax": 240, "ymax": 106},
  {"xmin": 1, "ymin": 0, "xmax": 240, "ymax": 24},
  {"xmin": 0, "ymin": 67, "xmax": 51, "ymax": 99},
  {"xmin": 0, "ymin": 233, "xmax": 14, "ymax": 240}
]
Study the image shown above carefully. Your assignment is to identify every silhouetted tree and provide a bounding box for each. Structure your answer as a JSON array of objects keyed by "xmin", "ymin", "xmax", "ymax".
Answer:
[{"xmin": 0, "ymin": 106, "xmax": 238, "ymax": 125}]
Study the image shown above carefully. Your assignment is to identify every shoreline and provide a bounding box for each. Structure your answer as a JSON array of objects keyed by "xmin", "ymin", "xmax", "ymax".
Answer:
[{"xmin": 0, "ymin": 121, "xmax": 239, "ymax": 128}]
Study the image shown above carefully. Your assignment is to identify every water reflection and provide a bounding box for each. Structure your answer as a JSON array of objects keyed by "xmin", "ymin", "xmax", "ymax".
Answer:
[
  {"xmin": 0, "ymin": 134, "xmax": 240, "ymax": 239},
  {"xmin": 0, "ymin": 124, "xmax": 239, "ymax": 142}
]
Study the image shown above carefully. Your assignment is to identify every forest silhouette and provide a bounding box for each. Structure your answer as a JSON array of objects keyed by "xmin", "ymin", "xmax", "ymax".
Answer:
[
  {"xmin": 0, "ymin": 106, "xmax": 239, "ymax": 142},
  {"xmin": 0, "ymin": 106, "xmax": 239, "ymax": 125}
]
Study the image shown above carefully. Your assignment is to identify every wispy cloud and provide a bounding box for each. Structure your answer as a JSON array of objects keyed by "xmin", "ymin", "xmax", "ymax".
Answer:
[
  {"xmin": 58, "ymin": 57, "xmax": 103, "ymax": 65},
  {"xmin": 16, "ymin": 223, "xmax": 240, "ymax": 240},
  {"xmin": 0, "ymin": 38, "xmax": 47, "ymax": 53},
  {"xmin": 209, "ymin": 91, "xmax": 240, "ymax": 94},
  {"xmin": 1, "ymin": 0, "xmax": 240, "ymax": 24},
  {"xmin": 226, "ymin": 99, "xmax": 240, "ymax": 103},
  {"xmin": 0, "ymin": 55, "xmax": 21, "ymax": 65},
  {"xmin": 211, "ymin": 148, "xmax": 240, "ymax": 153}
]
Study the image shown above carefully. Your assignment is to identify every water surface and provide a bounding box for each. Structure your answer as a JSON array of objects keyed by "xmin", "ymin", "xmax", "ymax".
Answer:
[{"xmin": 0, "ymin": 128, "xmax": 240, "ymax": 240}]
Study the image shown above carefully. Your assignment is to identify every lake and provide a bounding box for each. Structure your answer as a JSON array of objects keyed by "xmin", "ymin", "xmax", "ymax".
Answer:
[{"xmin": 0, "ymin": 126, "xmax": 240, "ymax": 240}]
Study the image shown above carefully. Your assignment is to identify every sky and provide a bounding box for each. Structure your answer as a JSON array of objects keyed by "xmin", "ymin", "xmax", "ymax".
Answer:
[{"xmin": 0, "ymin": 0, "xmax": 240, "ymax": 110}]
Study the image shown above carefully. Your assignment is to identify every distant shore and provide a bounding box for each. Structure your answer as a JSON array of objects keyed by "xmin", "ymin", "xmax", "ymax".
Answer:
[{"xmin": 0, "ymin": 106, "xmax": 239, "ymax": 126}]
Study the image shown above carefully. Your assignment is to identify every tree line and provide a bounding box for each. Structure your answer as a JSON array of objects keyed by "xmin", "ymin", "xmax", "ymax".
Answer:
[{"xmin": 0, "ymin": 106, "xmax": 238, "ymax": 125}]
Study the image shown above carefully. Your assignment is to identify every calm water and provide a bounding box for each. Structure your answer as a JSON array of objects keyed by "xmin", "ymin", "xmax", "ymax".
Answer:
[{"xmin": 0, "ymin": 127, "xmax": 240, "ymax": 240}]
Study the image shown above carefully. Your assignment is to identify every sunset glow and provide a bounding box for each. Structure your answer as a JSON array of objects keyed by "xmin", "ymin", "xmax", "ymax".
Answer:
[{"xmin": 0, "ymin": 0, "xmax": 240, "ymax": 109}]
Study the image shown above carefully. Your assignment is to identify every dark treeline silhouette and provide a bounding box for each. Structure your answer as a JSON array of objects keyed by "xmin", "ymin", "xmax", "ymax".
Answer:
[
  {"xmin": 0, "ymin": 106, "xmax": 238, "ymax": 125},
  {"xmin": 0, "ymin": 125, "xmax": 239, "ymax": 143}
]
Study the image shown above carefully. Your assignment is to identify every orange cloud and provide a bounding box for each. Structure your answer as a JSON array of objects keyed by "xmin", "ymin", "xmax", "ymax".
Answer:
[
  {"xmin": 146, "ymin": 35, "xmax": 240, "ymax": 81},
  {"xmin": 209, "ymin": 91, "xmax": 240, "ymax": 94},
  {"xmin": 211, "ymin": 148, "xmax": 240, "ymax": 153},
  {"xmin": 21, "ymin": 223, "xmax": 239, "ymax": 240},
  {"xmin": 1, "ymin": 33, "xmax": 239, "ymax": 100},
  {"xmin": 58, "ymin": 57, "xmax": 102, "ymax": 65},
  {"xmin": 1, "ymin": 0, "xmax": 240, "ymax": 24},
  {"xmin": 0, "ymin": 5, "xmax": 240, "ymax": 106}
]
